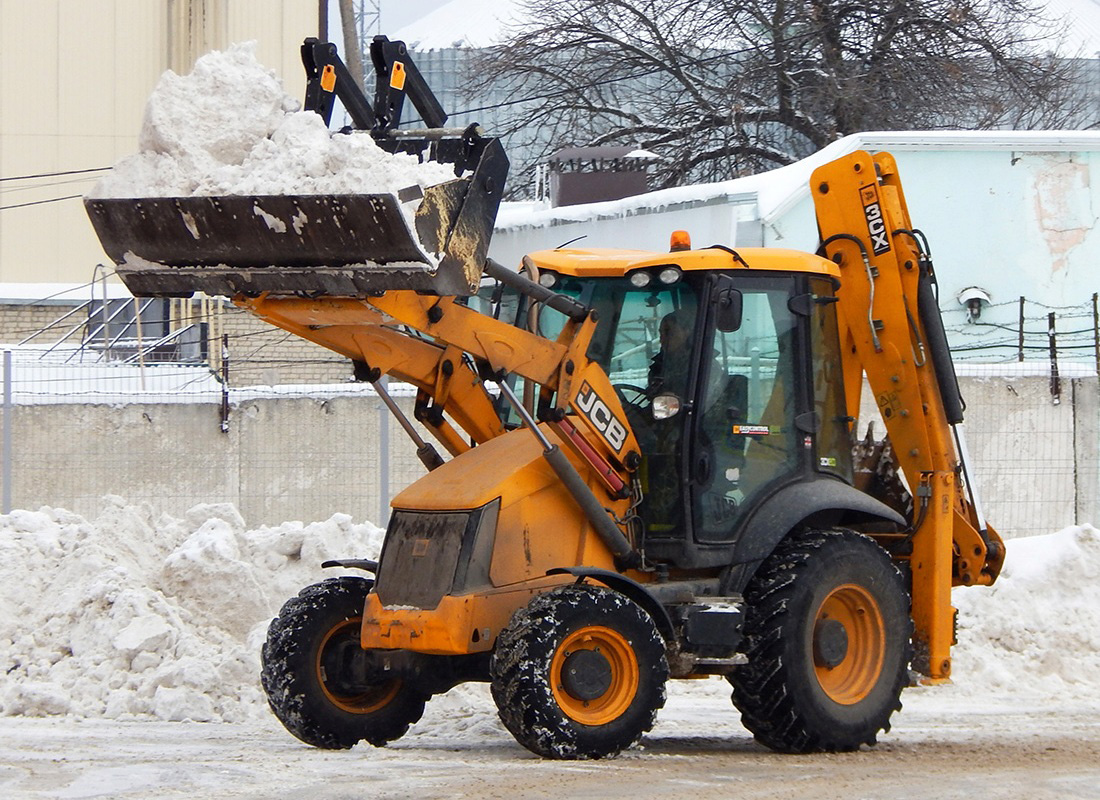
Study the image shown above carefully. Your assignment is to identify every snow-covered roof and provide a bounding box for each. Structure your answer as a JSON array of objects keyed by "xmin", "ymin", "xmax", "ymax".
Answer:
[
  {"xmin": 496, "ymin": 130, "xmax": 1100, "ymax": 231},
  {"xmin": 392, "ymin": 0, "xmax": 523, "ymax": 50}
]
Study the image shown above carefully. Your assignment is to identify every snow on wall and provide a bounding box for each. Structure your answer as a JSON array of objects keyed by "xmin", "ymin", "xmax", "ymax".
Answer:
[
  {"xmin": 0, "ymin": 500, "xmax": 1096, "ymax": 726},
  {"xmin": 952, "ymin": 524, "xmax": 1100, "ymax": 700},
  {"xmin": 0, "ymin": 501, "xmax": 384, "ymax": 722}
]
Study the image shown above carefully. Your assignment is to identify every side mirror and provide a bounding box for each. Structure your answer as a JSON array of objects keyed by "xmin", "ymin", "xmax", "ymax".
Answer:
[
  {"xmin": 652, "ymin": 393, "xmax": 682, "ymax": 420},
  {"xmin": 715, "ymin": 287, "xmax": 743, "ymax": 332}
]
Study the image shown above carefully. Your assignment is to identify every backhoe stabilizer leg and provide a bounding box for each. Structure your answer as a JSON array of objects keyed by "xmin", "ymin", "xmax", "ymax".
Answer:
[{"xmin": 910, "ymin": 472, "xmax": 957, "ymax": 680}]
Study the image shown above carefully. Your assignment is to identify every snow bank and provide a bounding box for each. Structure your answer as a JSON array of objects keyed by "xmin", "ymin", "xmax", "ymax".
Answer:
[
  {"xmin": 951, "ymin": 524, "xmax": 1100, "ymax": 700},
  {"xmin": 0, "ymin": 505, "xmax": 1096, "ymax": 727},
  {"xmin": 0, "ymin": 499, "xmax": 383, "ymax": 722},
  {"xmin": 88, "ymin": 43, "xmax": 454, "ymax": 200}
]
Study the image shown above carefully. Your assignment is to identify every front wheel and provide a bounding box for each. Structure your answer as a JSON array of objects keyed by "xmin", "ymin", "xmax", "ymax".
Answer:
[
  {"xmin": 261, "ymin": 576, "xmax": 428, "ymax": 749},
  {"xmin": 490, "ymin": 584, "xmax": 668, "ymax": 759},
  {"xmin": 729, "ymin": 529, "xmax": 912, "ymax": 753}
]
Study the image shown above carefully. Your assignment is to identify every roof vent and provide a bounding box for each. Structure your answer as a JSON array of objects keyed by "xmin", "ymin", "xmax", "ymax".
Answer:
[{"xmin": 547, "ymin": 146, "xmax": 660, "ymax": 208}]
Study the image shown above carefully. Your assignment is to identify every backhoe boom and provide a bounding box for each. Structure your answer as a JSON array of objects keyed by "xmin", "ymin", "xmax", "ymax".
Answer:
[{"xmin": 811, "ymin": 151, "xmax": 1004, "ymax": 679}]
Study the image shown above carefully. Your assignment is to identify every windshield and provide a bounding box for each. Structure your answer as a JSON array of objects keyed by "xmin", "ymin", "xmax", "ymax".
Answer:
[{"xmin": 541, "ymin": 276, "xmax": 699, "ymax": 392}]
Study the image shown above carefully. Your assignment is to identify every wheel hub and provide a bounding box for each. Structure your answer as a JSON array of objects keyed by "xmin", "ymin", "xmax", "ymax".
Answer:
[
  {"xmin": 561, "ymin": 648, "xmax": 613, "ymax": 701},
  {"xmin": 317, "ymin": 618, "xmax": 402, "ymax": 714},
  {"xmin": 812, "ymin": 583, "xmax": 887, "ymax": 705},
  {"xmin": 813, "ymin": 617, "xmax": 849, "ymax": 669}
]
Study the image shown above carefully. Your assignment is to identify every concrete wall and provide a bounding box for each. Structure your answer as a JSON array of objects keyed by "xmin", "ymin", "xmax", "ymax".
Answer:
[
  {"xmin": 854, "ymin": 372, "xmax": 1099, "ymax": 538},
  {"xmin": 8, "ymin": 394, "xmax": 429, "ymax": 527},
  {"xmin": 3, "ymin": 376, "xmax": 1095, "ymax": 536}
]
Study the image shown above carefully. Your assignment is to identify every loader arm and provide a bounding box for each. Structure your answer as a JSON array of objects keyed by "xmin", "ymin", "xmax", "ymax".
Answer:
[
  {"xmin": 238, "ymin": 284, "xmax": 642, "ymax": 485},
  {"xmin": 236, "ymin": 294, "xmax": 503, "ymax": 453},
  {"xmin": 85, "ymin": 34, "xmax": 644, "ymax": 566},
  {"xmin": 811, "ymin": 151, "xmax": 1004, "ymax": 681}
]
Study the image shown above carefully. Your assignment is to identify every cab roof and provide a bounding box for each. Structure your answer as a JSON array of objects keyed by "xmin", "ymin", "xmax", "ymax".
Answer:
[{"xmin": 525, "ymin": 246, "xmax": 841, "ymax": 279}]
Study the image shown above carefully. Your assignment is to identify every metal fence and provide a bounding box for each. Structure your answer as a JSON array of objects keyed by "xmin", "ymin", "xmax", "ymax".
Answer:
[
  {"xmin": 0, "ymin": 338, "xmax": 1095, "ymax": 537},
  {"xmin": 0, "ymin": 345, "xmax": 434, "ymax": 527}
]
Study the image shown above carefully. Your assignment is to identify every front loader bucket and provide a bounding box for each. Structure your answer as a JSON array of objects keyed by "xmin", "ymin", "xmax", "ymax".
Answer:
[{"xmin": 85, "ymin": 136, "xmax": 508, "ymax": 298}]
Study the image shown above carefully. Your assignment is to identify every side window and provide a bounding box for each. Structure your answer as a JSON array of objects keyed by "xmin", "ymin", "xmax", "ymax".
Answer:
[
  {"xmin": 810, "ymin": 278, "xmax": 854, "ymax": 479},
  {"xmin": 694, "ymin": 284, "xmax": 799, "ymax": 541},
  {"xmin": 605, "ymin": 287, "xmax": 697, "ymax": 394}
]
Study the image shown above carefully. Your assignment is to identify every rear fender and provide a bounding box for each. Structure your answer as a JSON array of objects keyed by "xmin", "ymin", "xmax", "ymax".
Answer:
[{"xmin": 722, "ymin": 479, "xmax": 906, "ymax": 594}]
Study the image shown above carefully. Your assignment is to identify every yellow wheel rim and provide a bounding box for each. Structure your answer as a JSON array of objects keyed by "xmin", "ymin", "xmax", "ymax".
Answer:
[
  {"xmin": 550, "ymin": 625, "xmax": 639, "ymax": 725},
  {"xmin": 317, "ymin": 617, "xmax": 401, "ymax": 714},
  {"xmin": 813, "ymin": 584, "xmax": 886, "ymax": 705}
]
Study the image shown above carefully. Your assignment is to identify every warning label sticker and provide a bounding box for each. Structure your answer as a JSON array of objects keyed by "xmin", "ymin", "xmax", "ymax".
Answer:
[{"xmin": 732, "ymin": 425, "xmax": 771, "ymax": 436}]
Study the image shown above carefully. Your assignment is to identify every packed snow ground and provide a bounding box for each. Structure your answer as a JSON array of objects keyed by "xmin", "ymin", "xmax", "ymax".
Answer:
[{"xmin": 0, "ymin": 505, "xmax": 1097, "ymax": 797}]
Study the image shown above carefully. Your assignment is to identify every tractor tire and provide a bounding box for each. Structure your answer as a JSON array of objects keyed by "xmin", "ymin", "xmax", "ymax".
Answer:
[
  {"xmin": 729, "ymin": 529, "xmax": 912, "ymax": 753},
  {"xmin": 261, "ymin": 576, "xmax": 428, "ymax": 749},
  {"xmin": 489, "ymin": 583, "xmax": 668, "ymax": 759}
]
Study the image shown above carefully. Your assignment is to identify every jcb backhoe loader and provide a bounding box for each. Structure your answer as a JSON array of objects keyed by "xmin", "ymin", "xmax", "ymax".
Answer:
[{"xmin": 86, "ymin": 37, "xmax": 1004, "ymax": 759}]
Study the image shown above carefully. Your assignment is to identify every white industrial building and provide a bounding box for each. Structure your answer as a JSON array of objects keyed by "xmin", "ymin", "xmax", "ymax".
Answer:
[{"xmin": 492, "ymin": 131, "xmax": 1100, "ymax": 362}]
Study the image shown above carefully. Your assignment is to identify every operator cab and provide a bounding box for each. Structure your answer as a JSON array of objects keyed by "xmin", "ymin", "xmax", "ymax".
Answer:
[{"xmin": 517, "ymin": 243, "xmax": 854, "ymax": 569}]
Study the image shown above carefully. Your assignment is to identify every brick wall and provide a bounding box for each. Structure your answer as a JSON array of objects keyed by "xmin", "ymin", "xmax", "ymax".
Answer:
[
  {"xmin": 0, "ymin": 303, "xmax": 86, "ymax": 346},
  {"xmin": 0, "ymin": 299, "xmax": 356, "ymax": 386}
]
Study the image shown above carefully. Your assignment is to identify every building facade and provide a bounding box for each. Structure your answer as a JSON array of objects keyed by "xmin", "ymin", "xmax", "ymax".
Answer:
[{"xmin": 0, "ymin": 0, "xmax": 319, "ymax": 286}]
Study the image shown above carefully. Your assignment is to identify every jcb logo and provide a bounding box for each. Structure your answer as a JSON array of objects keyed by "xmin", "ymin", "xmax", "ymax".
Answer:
[
  {"xmin": 861, "ymin": 186, "xmax": 891, "ymax": 255},
  {"xmin": 575, "ymin": 382, "xmax": 628, "ymax": 453}
]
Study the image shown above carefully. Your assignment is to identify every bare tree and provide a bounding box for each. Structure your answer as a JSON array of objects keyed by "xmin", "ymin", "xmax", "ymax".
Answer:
[
  {"xmin": 478, "ymin": 0, "xmax": 1091, "ymax": 193},
  {"xmin": 338, "ymin": 0, "xmax": 366, "ymax": 88}
]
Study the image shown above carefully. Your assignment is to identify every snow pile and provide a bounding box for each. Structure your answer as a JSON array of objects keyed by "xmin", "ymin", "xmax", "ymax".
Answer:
[
  {"xmin": 88, "ymin": 43, "xmax": 455, "ymax": 199},
  {"xmin": 0, "ymin": 503, "xmax": 1096, "ymax": 726},
  {"xmin": 0, "ymin": 499, "xmax": 384, "ymax": 722},
  {"xmin": 951, "ymin": 524, "xmax": 1100, "ymax": 699}
]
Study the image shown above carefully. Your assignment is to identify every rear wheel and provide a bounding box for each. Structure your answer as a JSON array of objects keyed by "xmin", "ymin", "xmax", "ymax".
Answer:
[
  {"xmin": 261, "ymin": 576, "xmax": 428, "ymax": 749},
  {"xmin": 490, "ymin": 584, "xmax": 668, "ymax": 759},
  {"xmin": 729, "ymin": 529, "xmax": 911, "ymax": 753}
]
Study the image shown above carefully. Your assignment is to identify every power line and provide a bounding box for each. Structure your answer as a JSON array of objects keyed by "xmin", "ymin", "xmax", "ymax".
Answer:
[
  {"xmin": 2, "ymin": 176, "xmax": 109, "ymax": 196},
  {"xmin": 0, "ymin": 194, "xmax": 82, "ymax": 211},
  {"xmin": 0, "ymin": 167, "xmax": 109, "ymax": 183}
]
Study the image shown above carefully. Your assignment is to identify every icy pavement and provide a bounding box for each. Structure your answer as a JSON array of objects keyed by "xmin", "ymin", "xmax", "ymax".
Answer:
[
  {"xmin": 0, "ymin": 685, "xmax": 1098, "ymax": 800},
  {"xmin": 1, "ymin": 506, "xmax": 1098, "ymax": 798}
]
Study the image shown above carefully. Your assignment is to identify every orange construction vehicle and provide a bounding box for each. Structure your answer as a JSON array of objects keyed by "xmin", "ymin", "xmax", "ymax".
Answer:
[{"xmin": 86, "ymin": 37, "xmax": 1003, "ymax": 759}]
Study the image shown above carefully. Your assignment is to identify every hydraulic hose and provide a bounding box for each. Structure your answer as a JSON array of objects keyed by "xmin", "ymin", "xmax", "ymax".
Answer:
[
  {"xmin": 916, "ymin": 266, "xmax": 965, "ymax": 425},
  {"xmin": 484, "ymin": 258, "xmax": 589, "ymax": 321}
]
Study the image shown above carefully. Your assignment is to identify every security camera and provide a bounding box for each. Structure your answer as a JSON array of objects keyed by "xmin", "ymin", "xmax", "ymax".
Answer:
[{"xmin": 957, "ymin": 286, "xmax": 991, "ymax": 323}]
